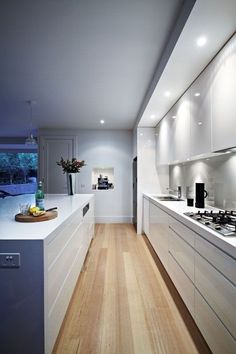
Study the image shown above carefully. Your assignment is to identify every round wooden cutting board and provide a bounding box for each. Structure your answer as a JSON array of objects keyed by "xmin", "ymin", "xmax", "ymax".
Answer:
[{"xmin": 15, "ymin": 210, "xmax": 58, "ymax": 223}]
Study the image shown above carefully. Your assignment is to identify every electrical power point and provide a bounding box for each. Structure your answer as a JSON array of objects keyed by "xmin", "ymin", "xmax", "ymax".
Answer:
[{"xmin": 0, "ymin": 253, "xmax": 21, "ymax": 268}]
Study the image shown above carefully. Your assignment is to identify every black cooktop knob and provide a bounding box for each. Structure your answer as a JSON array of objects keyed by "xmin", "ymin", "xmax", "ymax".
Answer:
[
  {"xmin": 215, "ymin": 225, "xmax": 221, "ymax": 230},
  {"xmin": 204, "ymin": 221, "xmax": 210, "ymax": 225}
]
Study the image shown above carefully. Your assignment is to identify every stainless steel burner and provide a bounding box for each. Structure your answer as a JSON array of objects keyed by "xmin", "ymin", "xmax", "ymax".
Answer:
[{"xmin": 184, "ymin": 210, "xmax": 236, "ymax": 237}]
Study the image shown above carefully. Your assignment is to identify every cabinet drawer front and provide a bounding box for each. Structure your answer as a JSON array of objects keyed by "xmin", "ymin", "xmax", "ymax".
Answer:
[
  {"xmin": 169, "ymin": 227, "xmax": 194, "ymax": 282},
  {"xmin": 47, "ymin": 209, "xmax": 83, "ymax": 266},
  {"xmin": 195, "ymin": 290, "xmax": 236, "ymax": 354},
  {"xmin": 195, "ymin": 252, "xmax": 236, "ymax": 339},
  {"xmin": 46, "ymin": 245, "xmax": 86, "ymax": 354},
  {"xmin": 168, "ymin": 217, "xmax": 195, "ymax": 247},
  {"xmin": 168, "ymin": 252, "xmax": 194, "ymax": 316},
  {"xmin": 47, "ymin": 222, "xmax": 85, "ymax": 311},
  {"xmin": 195, "ymin": 236, "xmax": 236, "ymax": 285}
]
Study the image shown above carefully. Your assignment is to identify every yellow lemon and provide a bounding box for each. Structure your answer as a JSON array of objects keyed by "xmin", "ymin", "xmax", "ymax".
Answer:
[
  {"xmin": 33, "ymin": 210, "xmax": 46, "ymax": 217},
  {"xmin": 29, "ymin": 206, "xmax": 40, "ymax": 214}
]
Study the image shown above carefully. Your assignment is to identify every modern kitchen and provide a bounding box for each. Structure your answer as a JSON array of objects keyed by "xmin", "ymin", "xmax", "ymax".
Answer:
[{"xmin": 0, "ymin": 1, "xmax": 235, "ymax": 354}]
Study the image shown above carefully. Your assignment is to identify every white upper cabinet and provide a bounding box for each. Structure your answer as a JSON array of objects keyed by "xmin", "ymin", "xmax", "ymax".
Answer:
[
  {"xmin": 172, "ymin": 91, "xmax": 191, "ymax": 162},
  {"xmin": 190, "ymin": 65, "xmax": 212, "ymax": 156},
  {"xmin": 156, "ymin": 112, "xmax": 174, "ymax": 165},
  {"xmin": 211, "ymin": 34, "xmax": 236, "ymax": 152}
]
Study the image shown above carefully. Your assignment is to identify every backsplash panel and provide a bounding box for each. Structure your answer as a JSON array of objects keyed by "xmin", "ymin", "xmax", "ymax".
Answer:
[{"xmin": 169, "ymin": 152, "xmax": 236, "ymax": 210}]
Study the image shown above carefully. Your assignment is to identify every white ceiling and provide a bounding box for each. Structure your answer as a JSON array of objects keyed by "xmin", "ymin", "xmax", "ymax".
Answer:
[
  {"xmin": 139, "ymin": 0, "xmax": 236, "ymax": 127},
  {"xmin": 0, "ymin": 0, "xmax": 191, "ymax": 137}
]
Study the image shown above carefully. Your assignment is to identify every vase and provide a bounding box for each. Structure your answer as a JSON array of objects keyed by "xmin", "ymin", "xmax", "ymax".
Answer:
[{"xmin": 66, "ymin": 173, "xmax": 76, "ymax": 195}]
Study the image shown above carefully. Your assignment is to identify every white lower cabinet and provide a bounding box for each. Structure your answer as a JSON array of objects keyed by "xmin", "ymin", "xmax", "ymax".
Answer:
[
  {"xmin": 195, "ymin": 289, "xmax": 236, "ymax": 354},
  {"xmin": 149, "ymin": 202, "xmax": 169, "ymax": 270},
  {"xmin": 195, "ymin": 252, "xmax": 236, "ymax": 340},
  {"xmin": 168, "ymin": 250, "xmax": 195, "ymax": 316},
  {"xmin": 146, "ymin": 199, "xmax": 236, "ymax": 353},
  {"xmin": 168, "ymin": 218, "xmax": 195, "ymax": 316}
]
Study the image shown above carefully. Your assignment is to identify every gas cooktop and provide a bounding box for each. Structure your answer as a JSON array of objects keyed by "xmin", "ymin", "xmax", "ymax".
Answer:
[{"xmin": 184, "ymin": 210, "xmax": 236, "ymax": 237}]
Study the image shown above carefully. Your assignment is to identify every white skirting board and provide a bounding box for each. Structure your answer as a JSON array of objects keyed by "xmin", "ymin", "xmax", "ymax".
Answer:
[{"xmin": 95, "ymin": 216, "xmax": 132, "ymax": 223}]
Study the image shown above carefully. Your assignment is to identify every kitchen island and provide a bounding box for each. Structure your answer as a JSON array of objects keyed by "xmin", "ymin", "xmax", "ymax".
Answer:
[{"xmin": 0, "ymin": 194, "xmax": 94, "ymax": 354}]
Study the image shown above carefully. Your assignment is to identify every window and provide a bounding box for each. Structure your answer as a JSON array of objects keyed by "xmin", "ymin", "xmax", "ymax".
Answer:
[{"xmin": 0, "ymin": 152, "xmax": 38, "ymax": 196}]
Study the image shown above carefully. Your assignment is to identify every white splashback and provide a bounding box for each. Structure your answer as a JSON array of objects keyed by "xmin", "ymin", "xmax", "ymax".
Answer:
[{"xmin": 169, "ymin": 152, "xmax": 236, "ymax": 210}]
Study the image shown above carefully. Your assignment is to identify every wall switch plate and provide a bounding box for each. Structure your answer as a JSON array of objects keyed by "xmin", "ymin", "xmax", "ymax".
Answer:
[{"xmin": 0, "ymin": 253, "xmax": 21, "ymax": 268}]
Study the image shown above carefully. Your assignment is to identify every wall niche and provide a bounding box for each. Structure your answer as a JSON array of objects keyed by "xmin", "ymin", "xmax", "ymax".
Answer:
[{"xmin": 92, "ymin": 168, "xmax": 114, "ymax": 190}]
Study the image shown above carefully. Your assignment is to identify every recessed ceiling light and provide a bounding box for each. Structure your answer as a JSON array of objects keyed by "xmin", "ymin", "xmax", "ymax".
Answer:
[
  {"xmin": 225, "ymin": 151, "xmax": 231, "ymax": 154},
  {"xmin": 100, "ymin": 120, "xmax": 105, "ymax": 124},
  {"xmin": 164, "ymin": 91, "xmax": 171, "ymax": 97},
  {"xmin": 150, "ymin": 114, "xmax": 156, "ymax": 119},
  {"xmin": 172, "ymin": 115, "xmax": 176, "ymax": 119},
  {"xmin": 194, "ymin": 92, "xmax": 201, "ymax": 97},
  {"xmin": 196, "ymin": 36, "xmax": 207, "ymax": 47},
  {"xmin": 198, "ymin": 121, "xmax": 203, "ymax": 125}
]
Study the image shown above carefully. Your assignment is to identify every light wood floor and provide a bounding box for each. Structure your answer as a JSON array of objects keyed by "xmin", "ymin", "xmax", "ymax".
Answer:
[{"xmin": 53, "ymin": 224, "xmax": 211, "ymax": 354}]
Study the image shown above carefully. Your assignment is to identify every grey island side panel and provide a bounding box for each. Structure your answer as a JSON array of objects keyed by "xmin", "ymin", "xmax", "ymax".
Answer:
[{"xmin": 0, "ymin": 239, "xmax": 44, "ymax": 354}]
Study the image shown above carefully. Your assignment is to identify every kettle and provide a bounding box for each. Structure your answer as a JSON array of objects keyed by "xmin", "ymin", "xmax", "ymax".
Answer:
[{"xmin": 195, "ymin": 183, "xmax": 208, "ymax": 208}]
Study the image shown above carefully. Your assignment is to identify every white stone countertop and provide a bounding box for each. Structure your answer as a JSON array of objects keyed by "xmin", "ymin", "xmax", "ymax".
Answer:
[
  {"xmin": 144, "ymin": 193, "xmax": 236, "ymax": 259},
  {"xmin": 0, "ymin": 194, "xmax": 93, "ymax": 241}
]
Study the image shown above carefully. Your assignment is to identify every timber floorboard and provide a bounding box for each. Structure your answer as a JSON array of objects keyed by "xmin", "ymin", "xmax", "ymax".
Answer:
[{"xmin": 53, "ymin": 224, "xmax": 211, "ymax": 354}]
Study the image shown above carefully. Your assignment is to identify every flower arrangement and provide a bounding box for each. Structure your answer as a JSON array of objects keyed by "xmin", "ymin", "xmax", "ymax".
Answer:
[{"xmin": 56, "ymin": 157, "xmax": 86, "ymax": 173}]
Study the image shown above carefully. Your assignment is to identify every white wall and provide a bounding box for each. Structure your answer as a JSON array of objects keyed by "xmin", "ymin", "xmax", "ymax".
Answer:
[
  {"xmin": 77, "ymin": 130, "xmax": 132, "ymax": 223},
  {"xmin": 39, "ymin": 129, "xmax": 132, "ymax": 223},
  {"xmin": 137, "ymin": 127, "xmax": 161, "ymax": 234}
]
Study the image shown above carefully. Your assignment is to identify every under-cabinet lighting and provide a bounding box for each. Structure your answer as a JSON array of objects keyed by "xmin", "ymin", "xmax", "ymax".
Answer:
[
  {"xmin": 150, "ymin": 114, "xmax": 156, "ymax": 119},
  {"xmin": 198, "ymin": 121, "xmax": 203, "ymax": 125},
  {"xmin": 194, "ymin": 92, "xmax": 201, "ymax": 97},
  {"xmin": 172, "ymin": 115, "xmax": 176, "ymax": 119},
  {"xmin": 100, "ymin": 120, "xmax": 105, "ymax": 124},
  {"xmin": 196, "ymin": 36, "xmax": 207, "ymax": 47}
]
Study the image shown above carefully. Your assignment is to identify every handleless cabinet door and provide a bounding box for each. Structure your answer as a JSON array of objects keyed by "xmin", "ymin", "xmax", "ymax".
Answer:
[
  {"xmin": 149, "ymin": 202, "xmax": 169, "ymax": 269},
  {"xmin": 195, "ymin": 289, "xmax": 236, "ymax": 354},
  {"xmin": 156, "ymin": 114, "xmax": 174, "ymax": 165},
  {"xmin": 172, "ymin": 91, "xmax": 191, "ymax": 162},
  {"xmin": 168, "ymin": 226, "xmax": 195, "ymax": 282},
  {"xmin": 195, "ymin": 252, "xmax": 236, "ymax": 339},
  {"xmin": 190, "ymin": 65, "xmax": 212, "ymax": 156},
  {"xmin": 212, "ymin": 34, "xmax": 236, "ymax": 151}
]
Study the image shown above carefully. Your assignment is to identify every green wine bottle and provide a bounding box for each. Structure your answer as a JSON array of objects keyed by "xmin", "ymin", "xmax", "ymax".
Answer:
[{"xmin": 35, "ymin": 181, "xmax": 45, "ymax": 210}]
